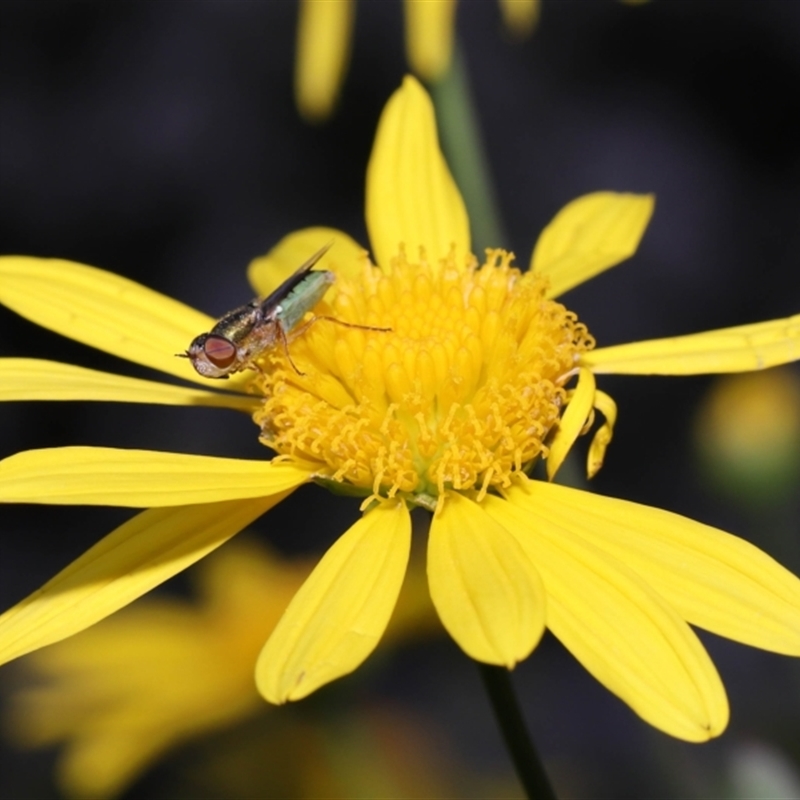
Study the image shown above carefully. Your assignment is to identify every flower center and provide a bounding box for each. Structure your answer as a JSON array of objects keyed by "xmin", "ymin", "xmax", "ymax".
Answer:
[{"xmin": 250, "ymin": 248, "xmax": 595, "ymax": 509}]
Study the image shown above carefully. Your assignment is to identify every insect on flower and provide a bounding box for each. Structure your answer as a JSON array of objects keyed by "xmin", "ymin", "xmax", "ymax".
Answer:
[{"xmin": 182, "ymin": 243, "xmax": 388, "ymax": 377}]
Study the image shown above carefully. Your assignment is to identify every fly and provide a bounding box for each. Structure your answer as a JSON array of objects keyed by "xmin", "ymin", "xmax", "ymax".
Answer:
[{"xmin": 181, "ymin": 243, "xmax": 388, "ymax": 378}]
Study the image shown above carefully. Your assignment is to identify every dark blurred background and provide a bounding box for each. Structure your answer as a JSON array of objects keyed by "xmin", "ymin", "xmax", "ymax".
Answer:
[{"xmin": 1, "ymin": 1, "xmax": 799, "ymax": 797}]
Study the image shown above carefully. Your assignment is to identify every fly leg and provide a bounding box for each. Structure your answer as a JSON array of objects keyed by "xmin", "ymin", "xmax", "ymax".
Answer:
[
  {"xmin": 277, "ymin": 323, "xmax": 307, "ymax": 376},
  {"xmin": 282, "ymin": 316, "xmax": 391, "ymax": 376},
  {"xmin": 291, "ymin": 315, "xmax": 391, "ymax": 338}
]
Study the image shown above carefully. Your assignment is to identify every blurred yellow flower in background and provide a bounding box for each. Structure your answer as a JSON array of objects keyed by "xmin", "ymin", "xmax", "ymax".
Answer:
[
  {"xmin": 296, "ymin": 0, "xmax": 539, "ymax": 120},
  {"xmin": 1, "ymin": 76, "xmax": 799, "ymax": 744},
  {"xmin": 2, "ymin": 539, "xmax": 438, "ymax": 799},
  {"xmin": 694, "ymin": 367, "xmax": 800, "ymax": 505},
  {"xmin": 295, "ymin": 0, "xmax": 650, "ymax": 121}
]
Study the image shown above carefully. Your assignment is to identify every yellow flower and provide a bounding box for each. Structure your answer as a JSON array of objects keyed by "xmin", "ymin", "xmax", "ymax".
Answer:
[
  {"xmin": 2, "ymin": 539, "xmax": 437, "ymax": 799},
  {"xmin": 1, "ymin": 76, "xmax": 799, "ymax": 744},
  {"xmin": 297, "ymin": 0, "xmax": 539, "ymax": 120}
]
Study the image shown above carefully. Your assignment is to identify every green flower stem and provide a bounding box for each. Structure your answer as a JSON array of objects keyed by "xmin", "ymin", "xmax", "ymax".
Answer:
[
  {"xmin": 430, "ymin": 44, "xmax": 507, "ymax": 255},
  {"xmin": 430, "ymin": 45, "xmax": 552, "ymax": 798},
  {"xmin": 478, "ymin": 663, "xmax": 558, "ymax": 800}
]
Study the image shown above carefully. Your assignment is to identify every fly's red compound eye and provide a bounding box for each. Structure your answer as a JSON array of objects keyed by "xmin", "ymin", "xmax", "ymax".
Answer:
[{"xmin": 203, "ymin": 335, "xmax": 237, "ymax": 368}]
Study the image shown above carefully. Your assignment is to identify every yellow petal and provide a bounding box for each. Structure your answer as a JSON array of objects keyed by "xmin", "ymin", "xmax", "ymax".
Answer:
[
  {"xmin": 427, "ymin": 493, "xmax": 546, "ymax": 667},
  {"xmin": 0, "ymin": 255, "xmax": 243, "ymax": 388},
  {"xmin": 366, "ymin": 75, "xmax": 470, "ymax": 271},
  {"xmin": 404, "ymin": 0, "xmax": 456, "ymax": 82},
  {"xmin": 530, "ymin": 192, "xmax": 655, "ymax": 298},
  {"xmin": 256, "ymin": 501, "xmax": 411, "ymax": 703},
  {"xmin": 295, "ymin": 0, "xmax": 355, "ymax": 122},
  {"xmin": 0, "ymin": 446, "xmax": 310, "ymax": 507},
  {"xmin": 485, "ymin": 489, "xmax": 729, "ymax": 741},
  {"xmin": 0, "ymin": 496, "xmax": 286, "ymax": 666},
  {"xmin": 546, "ymin": 367, "xmax": 595, "ymax": 481},
  {"xmin": 0, "ymin": 358, "xmax": 256, "ymax": 411},
  {"xmin": 247, "ymin": 227, "xmax": 366, "ymax": 297},
  {"xmin": 511, "ymin": 480, "xmax": 800, "ymax": 655},
  {"xmin": 582, "ymin": 315, "xmax": 800, "ymax": 375},
  {"xmin": 586, "ymin": 389, "xmax": 617, "ymax": 478},
  {"xmin": 498, "ymin": 0, "xmax": 540, "ymax": 38}
]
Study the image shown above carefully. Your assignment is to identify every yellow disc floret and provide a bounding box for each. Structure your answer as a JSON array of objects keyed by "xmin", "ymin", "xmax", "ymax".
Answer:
[{"xmin": 251, "ymin": 248, "xmax": 595, "ymax": 509}]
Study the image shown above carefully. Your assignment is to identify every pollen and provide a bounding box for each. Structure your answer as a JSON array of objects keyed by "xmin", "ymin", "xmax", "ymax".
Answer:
[{"xmin": 250, "ymin": 248, "xmax": 595, "ymax": 509}]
